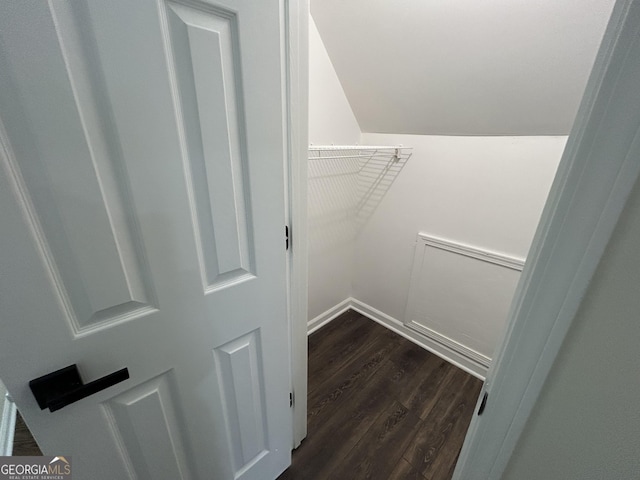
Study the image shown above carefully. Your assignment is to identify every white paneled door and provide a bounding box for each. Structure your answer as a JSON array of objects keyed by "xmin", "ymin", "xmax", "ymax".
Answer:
[{"xmin": 0, "ymin": 0, "xmax": 291, "ymax": 479}]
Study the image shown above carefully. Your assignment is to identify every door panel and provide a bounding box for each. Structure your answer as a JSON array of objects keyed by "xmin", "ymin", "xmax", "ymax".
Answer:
[
  {"xmin": 0, "ymin": 0, "xmax": 159, "ymax": 335},
  {"xmin": 166, "ymin": 1, "xmax": 256, "ymax": 290},
  {"xmin": 0, "ymin": 0, "xmax": 291, "ymax": 479},
  {"xmin": 109, "ymin": 373, "xmax": 193, "ymax": 480},
  {"xmin": 214, "ymin": 330, "xmax": 269, "ymax": 475}
]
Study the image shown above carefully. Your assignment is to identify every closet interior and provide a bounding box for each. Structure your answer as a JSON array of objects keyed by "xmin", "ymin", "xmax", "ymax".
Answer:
[
  {"xmin": 306, "ymin": 19, "xmax": 566, "ymax": 380},
  {"xmin": 297, "ymin": 2, "xmax": 613, "ymax": 475},
  {"xmin": 306, "ymin": 135, "xmax": 559, "ymax": 377}
]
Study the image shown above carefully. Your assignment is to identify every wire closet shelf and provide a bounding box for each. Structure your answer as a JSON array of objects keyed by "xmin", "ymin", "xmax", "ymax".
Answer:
[{"xmin": 308, "ymin": 145, "xmax": 413, "ymax": 162}]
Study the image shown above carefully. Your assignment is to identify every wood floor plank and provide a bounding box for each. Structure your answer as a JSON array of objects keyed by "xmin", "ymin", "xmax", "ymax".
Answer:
[
  {"xmin": 279, "ymin": 311, "xmax": 480, "ymax": 480},
  {"xmin": 403, "ymin": 372, "xmax": 482, "ymax": 479},
  {"xmin": 388, "ymin": 458, "xmax": 427, "ymax": 480},
  {"xmin": 328, "ymin": 400, "xmax": 421, "ymax": 480},
  {"xmin": 307, "ymin": 328, "xmax": 402, "ymax": 435},
  {"xmin": 308, "ymin": 310, "xmax": 364, "ymax": 359},
  {"xmin": 424, "ymin": 378, "xmax": 482, "ymax": 480},
  {"xmin": 281, "ymin": 367, "xmax": 393, "ymax": 479},
  {"xmin": 402, "ymin": 357, "xmax": 458, "ymax": 421},
  {"xmin": 380, "ymin": 342, "xmax": 450, "ymax": 414},
  {"xmin": 308, "ymin": 313, "xmax": 369, "ymax": 372},
  {"xmin": 308, "ymin": 315, "xmax": 393, "ymax": 397},
  {"xmin": 12, "ymin": 412, "xmax": 42, "ymax": 456},
  {"xmin": 402, "ymin": 368, "xmax": 469, "ymax": 463}
]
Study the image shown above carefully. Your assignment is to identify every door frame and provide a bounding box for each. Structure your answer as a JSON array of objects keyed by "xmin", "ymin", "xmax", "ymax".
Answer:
[
  {"xmin": 285, "ymin": 0, "xmax": 310, "ymax": 448},
  {"xmin": 286, "ymin": 0, "xmax": 640, "ymax": 471}
]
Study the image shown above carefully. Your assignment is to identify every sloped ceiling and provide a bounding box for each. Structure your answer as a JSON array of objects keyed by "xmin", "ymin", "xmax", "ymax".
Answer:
[{"xmin": 311, "ymin": 0, "xmax": 616, "ymax": 136}]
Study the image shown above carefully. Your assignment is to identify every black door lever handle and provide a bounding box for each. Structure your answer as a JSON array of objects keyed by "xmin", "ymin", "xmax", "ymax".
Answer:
[{"xmin": 29, "ymin": 364, "xmax": 129, "ymax": 412}]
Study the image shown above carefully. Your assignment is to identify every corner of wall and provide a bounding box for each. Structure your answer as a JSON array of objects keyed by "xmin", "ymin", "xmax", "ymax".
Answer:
[
  {"xmin": 307, "ymin": 13, "xmax": 362, "ymax": 320},
  {"xmin": 308, "ymin": 14, "xmax": 362, "ymax": 145}
]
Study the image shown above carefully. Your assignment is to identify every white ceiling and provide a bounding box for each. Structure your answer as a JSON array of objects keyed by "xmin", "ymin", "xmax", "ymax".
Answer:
[{"xmin": 311, "ymin": 0, "xmax": 616, "ymax": 136}]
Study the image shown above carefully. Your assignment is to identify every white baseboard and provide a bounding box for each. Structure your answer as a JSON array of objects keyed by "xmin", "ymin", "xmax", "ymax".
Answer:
[
  {"xmin": 349, "ymin": 298, "xmax": 487, "ymax": 380},
  {"xmin": 406, "ymin": 321, "xmax": 491, "ymax": 369},
  {"xmin": 307, "ymin": 298, "xmax": 352, "ymax": 335},
  {"xmin": 307, "ymin": 297, "xmax": 488, "ymax": 379},
  {"xmin": 0, "ymin": 394, "xmax": 17, "ymax": 456}
]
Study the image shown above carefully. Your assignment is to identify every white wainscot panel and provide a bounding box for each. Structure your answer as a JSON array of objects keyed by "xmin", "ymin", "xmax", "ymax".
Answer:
[{"xmin": 405, "ymin": 234, "xmax": 525, "ymax": 367}]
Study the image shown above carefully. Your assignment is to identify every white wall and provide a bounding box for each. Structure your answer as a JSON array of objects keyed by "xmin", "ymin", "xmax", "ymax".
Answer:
[
  {"xmin": 503, "ymin": 173, "xmax": 640, "ymax": 480},
  {"xmin": 307, "ymin": 16, "xmax": 362, "ymax": 321},
  {"xmin": 308, "ymin": 17, "xmax": 361, "ymax": 146},
  {"xmin": 312, "ymin": 0, "xmax": 614, "ymax": 135},
  {"xmin": 352, "ymin": 133, "xmax": 565, "ymax": 359}
]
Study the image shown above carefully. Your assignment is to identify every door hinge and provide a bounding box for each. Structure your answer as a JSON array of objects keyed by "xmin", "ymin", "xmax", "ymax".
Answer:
[
  {"xmin": 289, "ymin": 392, "xmax": 294, "ymax": 408},
  {"xmin": 285, "ymin": 225, "xmax": 290, "ymax": 251},
  {"xmin": 477, "ymin": 391, "xmax": 488, "ymax": 415}
]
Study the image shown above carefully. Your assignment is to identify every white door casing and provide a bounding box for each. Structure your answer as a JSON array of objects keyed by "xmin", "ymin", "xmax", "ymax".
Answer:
[
  {"xmin": 284, "ymin": 0, "xmax": 310, "ymax": 448},
  {"xmin": 0, "ymin": 0, "xmax": 291, "ymax": 479}
]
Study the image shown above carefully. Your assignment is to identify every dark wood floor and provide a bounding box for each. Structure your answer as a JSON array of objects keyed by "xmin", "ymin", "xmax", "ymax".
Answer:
[
  {"xmin": 279, "ymin": 310, "xmax": 483, "ymax": 480},
  {"xmin": 12, "ymin": 412, "xmax": 42, "ymax": 456}
]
